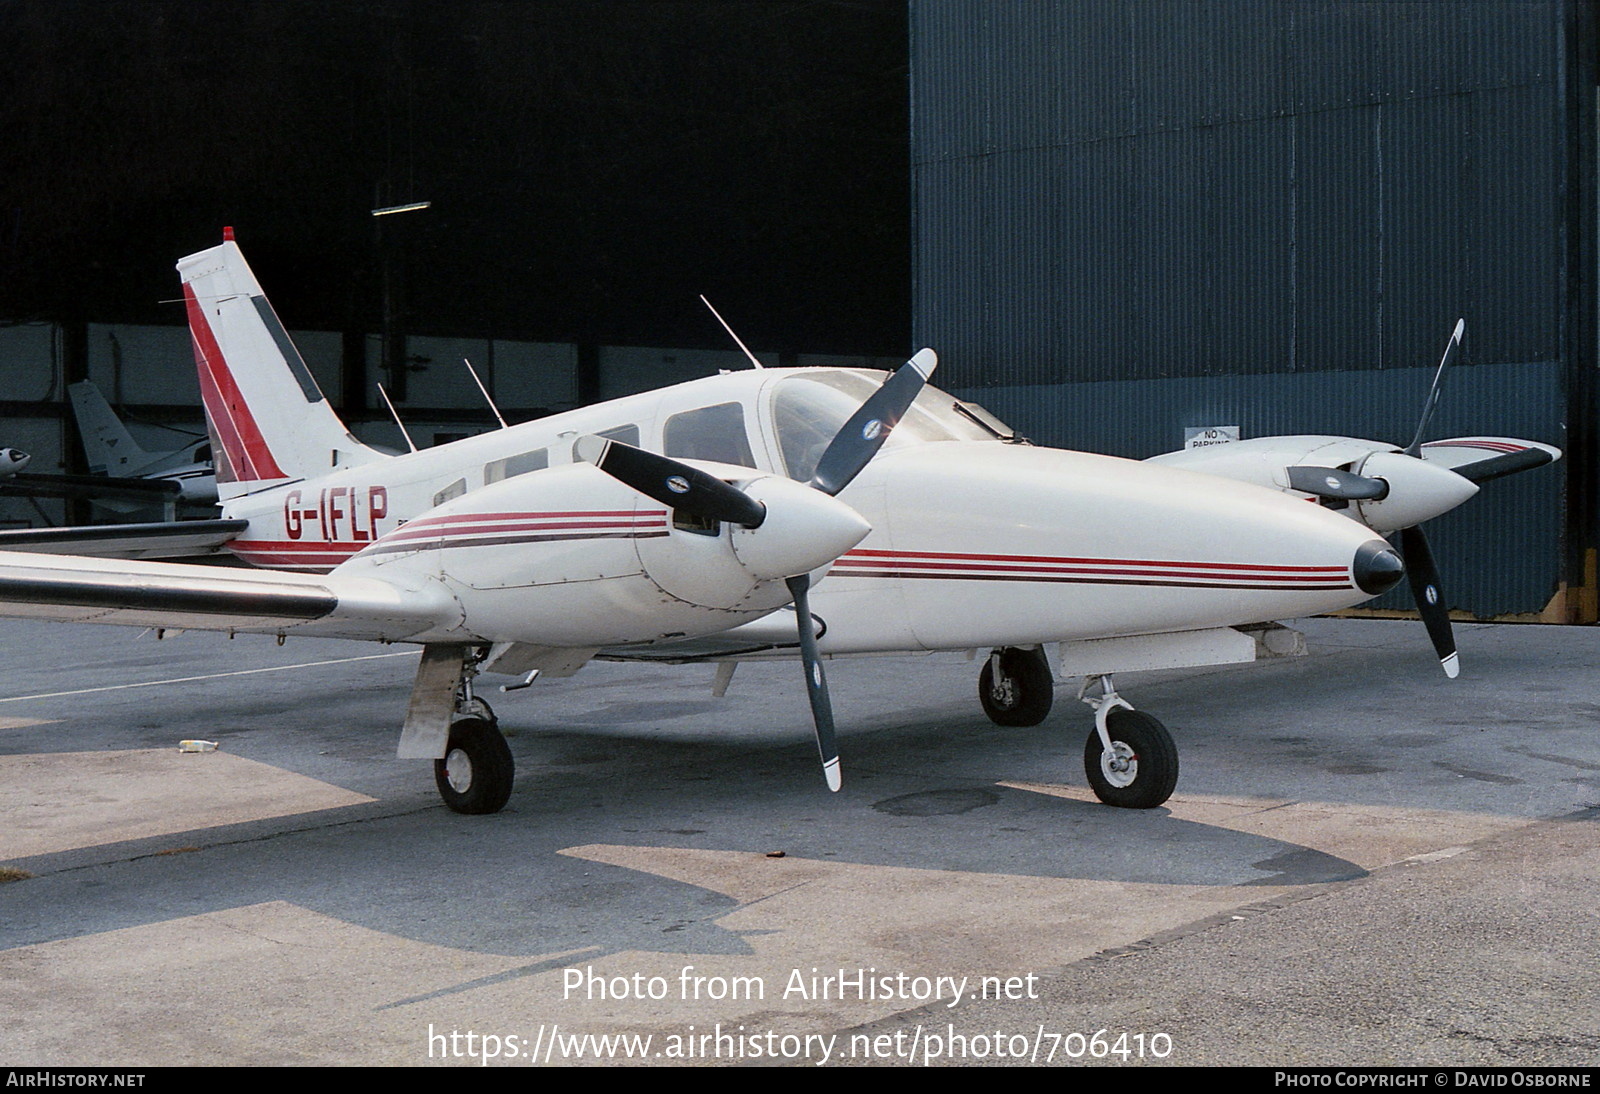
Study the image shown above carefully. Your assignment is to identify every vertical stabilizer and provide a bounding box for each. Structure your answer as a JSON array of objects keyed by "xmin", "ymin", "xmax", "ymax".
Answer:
[
  {"xmin": 68, "ymin": 380, "xmax": 150, "ymax": 475},
  {"xmin": 177, "ymin": 234, "xmax": 382, "ymax": 496}
]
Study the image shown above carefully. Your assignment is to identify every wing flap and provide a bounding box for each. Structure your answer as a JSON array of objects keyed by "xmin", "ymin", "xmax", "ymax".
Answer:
[{"xmin": 0, "ymin": 519, "xmax": 247, "ymax": 560}]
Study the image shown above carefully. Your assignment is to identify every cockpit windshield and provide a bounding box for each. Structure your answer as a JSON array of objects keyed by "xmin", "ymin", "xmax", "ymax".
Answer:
[{"xmin": 769, "ymin": 371, "xmax": 998, "ymax": 482}]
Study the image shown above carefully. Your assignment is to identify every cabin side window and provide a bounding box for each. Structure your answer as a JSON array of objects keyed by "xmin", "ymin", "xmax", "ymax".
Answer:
[
  {"xmin": 484, "ymin": 449, "xmax": 549, "ymax": 485},
  {"xmin": 663, "ymin": 402, "xmax": 756, "ymax": 468},
  {"xmin": 568, "ymin": 424, "xmax": 640, "ymax": 462},
  {"xmin": 600, "ymin": 424, "xmax": 639, "ymax": 445},
  {"xmin": 432, "ymin": 478, "xmax": 467, "ymax": 507}
]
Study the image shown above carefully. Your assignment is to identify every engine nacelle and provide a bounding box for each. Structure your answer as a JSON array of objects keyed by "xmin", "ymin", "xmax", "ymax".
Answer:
[{"xmin": 334, "ymin": 461, "xmax": 867, "ymax": 646}]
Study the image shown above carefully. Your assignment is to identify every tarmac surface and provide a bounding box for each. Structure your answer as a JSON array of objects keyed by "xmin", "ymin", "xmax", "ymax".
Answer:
[{"xmin": 0, "ymin": 615, "xmax": 1595, "ymax": 1067}]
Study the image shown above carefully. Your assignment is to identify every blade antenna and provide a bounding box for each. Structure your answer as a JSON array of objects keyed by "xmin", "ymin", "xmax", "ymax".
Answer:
[
  {"xmin": 462, "ymin": 358, "xmax": 508, "ymax": 430},
  {"xmin": 699, "ymin": 295, "xmax": 766, "ymax": 370},
  {"xmin": 377, "ymin": 383, "xmax": 418, "ymax": 454},
  {"xmin": 1406, "ymin": 319, "xmax": 1465, "ymax": 457}
]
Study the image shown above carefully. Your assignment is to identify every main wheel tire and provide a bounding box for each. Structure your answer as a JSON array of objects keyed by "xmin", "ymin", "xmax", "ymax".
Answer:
[
  {"xmin": 434, "ymin": 716, "xmax": 514, "ymax": 815},
  {"xmin": 1083, "ymin": 708, "xmax": 1178, "ymax": 809},
  {"xmin": 978, "ymin": 646, "xmax": 1054, "ymax": 726}
]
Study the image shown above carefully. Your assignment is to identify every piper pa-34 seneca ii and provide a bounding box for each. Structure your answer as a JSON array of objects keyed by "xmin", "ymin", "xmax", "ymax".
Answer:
[{"xmin": 0, "ymin": 233, "xmax": 1414, "ymax": 814}]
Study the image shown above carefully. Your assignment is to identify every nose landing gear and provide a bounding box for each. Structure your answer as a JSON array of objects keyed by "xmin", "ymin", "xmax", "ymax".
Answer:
[{"xmin": 1077, "ymin": 674, "xmax": 1177, "ymax": 809}]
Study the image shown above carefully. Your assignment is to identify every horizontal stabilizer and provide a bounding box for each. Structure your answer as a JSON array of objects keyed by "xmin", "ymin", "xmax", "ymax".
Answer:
[{"xmin": 0, "ymin": 472, "xmax": 181, "ymax": 503}]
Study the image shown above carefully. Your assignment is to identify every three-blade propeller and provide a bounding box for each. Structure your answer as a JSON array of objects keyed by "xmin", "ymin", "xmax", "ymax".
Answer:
[{"xmin": 578, "ymin": 349, "xmax": 937, "ymax": 791}]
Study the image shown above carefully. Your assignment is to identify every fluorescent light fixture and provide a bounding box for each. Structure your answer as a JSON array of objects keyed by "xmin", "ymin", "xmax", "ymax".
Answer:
[{"xmin": 371, "ymin": 201, "xmax": 432, "ymax": 217}]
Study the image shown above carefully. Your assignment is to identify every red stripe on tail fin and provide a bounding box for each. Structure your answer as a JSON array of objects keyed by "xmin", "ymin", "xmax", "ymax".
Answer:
[{"xmin": 184, "ymin": 283, "xmax": 287, "ymax": 481}]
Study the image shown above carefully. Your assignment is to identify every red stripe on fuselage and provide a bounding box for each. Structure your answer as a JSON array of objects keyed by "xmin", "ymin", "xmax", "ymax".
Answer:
[
  {"xmin": 397, "ymin": 509, "xmax": 649, "ymax": 531},
  {"xmin": 840, "ymin": 547, "xmax": 1346, "ymax": 575}
]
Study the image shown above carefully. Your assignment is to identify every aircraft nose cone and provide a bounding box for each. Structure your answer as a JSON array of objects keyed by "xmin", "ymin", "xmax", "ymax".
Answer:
[{"xmin": 1353, "ymin": 539, "xmax": 1406, "ymax": 595}]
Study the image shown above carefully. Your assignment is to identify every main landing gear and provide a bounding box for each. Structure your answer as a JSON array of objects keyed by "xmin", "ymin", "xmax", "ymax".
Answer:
[
  {"xmin": 435, "ymin": 666, "xmax": 513, "ymax": 815},
  {"xmin": 979, "ymin": 646, "xmax": 1054, "ymax": 726},
  {"xmin": 406, "ymin": 645, "xmax": 515, "ymax": 815},
  {"xmin": 978, "ymin": 649, "xmax": 1178, "ymax": 809}
]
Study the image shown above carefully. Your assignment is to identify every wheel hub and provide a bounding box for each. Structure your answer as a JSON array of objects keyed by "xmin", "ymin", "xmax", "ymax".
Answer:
[
  {"xmin": 1099, "ymin": 741, "xmax": 1139, "ymax": 788},
  {"xmin": 990, "ymin": 674, "xmax": 1016, "ymax": 706},
  {"xmin": 444, "ymin": 747, "xmax": 474, "ymax": 793}
]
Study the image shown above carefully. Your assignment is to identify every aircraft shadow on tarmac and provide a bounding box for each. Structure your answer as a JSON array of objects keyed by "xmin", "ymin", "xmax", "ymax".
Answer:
[{"xmin": 0, "ymin": 739, "xmax": 1364, "ymax": 963}]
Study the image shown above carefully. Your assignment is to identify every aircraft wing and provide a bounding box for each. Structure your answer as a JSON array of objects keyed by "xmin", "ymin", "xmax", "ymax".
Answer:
[
  {"xmin": 0, "ymin": 519, "xmax": 248, "ymax": 560},
  {"xmin": 1418, "ymin": 437, "xmax": 1562, "ymax": 484},
  {"xmin": 0, "ymin": 550, "xmax": 454, "ymax": 642}
]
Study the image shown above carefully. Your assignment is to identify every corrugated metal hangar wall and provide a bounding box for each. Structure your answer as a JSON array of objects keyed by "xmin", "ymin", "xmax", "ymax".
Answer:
[{"xmin": 912, "ymin": 0, "xmax": 1598, "ymax": 620}]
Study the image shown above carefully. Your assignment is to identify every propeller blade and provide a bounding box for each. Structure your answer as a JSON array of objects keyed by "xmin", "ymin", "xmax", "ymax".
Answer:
[
  {"xmin": 1286, "ymin": 465, "xmax": 1390, "ymax": 501},
  {"xmin": 1400, "ymin": 525, "xmax": 1459, "ymax": 679},
  {"xmin": 1405, "ymin": 319, "xmax": 1465, "ymax": 457},
  {"xmin": 574, "ymin": 435, "xmax": 766, "ymax": 527},
  {"xmin": 809, "ymin": 349, "xmax": 937, "ymax": 497},
  {"xmin": 786, "ymin": 573, "xmax": 841, "ymax": 791},
  {"xmin": 1450, "ymin": 446, "xmax": 1555, "ymax": 485}
]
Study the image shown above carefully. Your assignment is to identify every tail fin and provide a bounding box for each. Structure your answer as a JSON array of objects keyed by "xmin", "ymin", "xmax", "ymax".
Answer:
[
  {"xmin": 177, "ymin": 232, "xmax": 382, "ymax": 496},
  {"xmin": 68, "ymin": 380, "xmax": 152, "ymax": 475}
]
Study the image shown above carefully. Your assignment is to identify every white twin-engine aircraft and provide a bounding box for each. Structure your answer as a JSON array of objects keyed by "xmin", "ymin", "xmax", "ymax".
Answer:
[{"xmin": 0, "ymin": 233, "xmax": 1413, "ymax": 815}]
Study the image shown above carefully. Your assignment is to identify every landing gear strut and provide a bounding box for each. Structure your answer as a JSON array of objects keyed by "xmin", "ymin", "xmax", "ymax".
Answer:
[
  {"xmin": 435, "ymin": 664, "xmax": 513, "ymax": 815},
  {"xmin": 979, "ymin": 645, "xmax": 1054, "ymax": 726},
  {"xmin": 1077, "ymin": 675, "xmax": 1178, "ymax": 809},
  {"xmin": 406, "ymin": 646, "xmax": 515, "ymax": 815}
]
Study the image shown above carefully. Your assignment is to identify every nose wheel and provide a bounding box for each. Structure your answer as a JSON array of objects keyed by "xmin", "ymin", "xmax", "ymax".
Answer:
[
  {"xmin": 1078, "ymin": 675, "xmax": 1178, "ymax": 809},
  {"xmin": 979, "ymin": 646, "xmax": 1054, "ymax": 726}
]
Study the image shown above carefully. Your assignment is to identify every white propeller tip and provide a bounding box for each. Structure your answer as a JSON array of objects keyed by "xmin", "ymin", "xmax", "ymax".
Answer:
[
  {"xmin": 823, "ymin": 758, "xmax": 842, "ymax": 792},
  {"xmin": 1441, "ymin": 653, "xmax": 1460, "ymax": 679}
]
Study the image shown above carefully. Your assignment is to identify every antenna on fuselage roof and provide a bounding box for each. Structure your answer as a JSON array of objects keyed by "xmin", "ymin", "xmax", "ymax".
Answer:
[
  {"xmin": 699, "ymin": 294, "xmax": 766, "ymax": 370},
  {"xmin": 462, "ymin": 358, "xmax": 509, "ymax": 429},
  {"xmin": 376, "ymin": 383, "xmax": 419, "ymax": 454}
]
